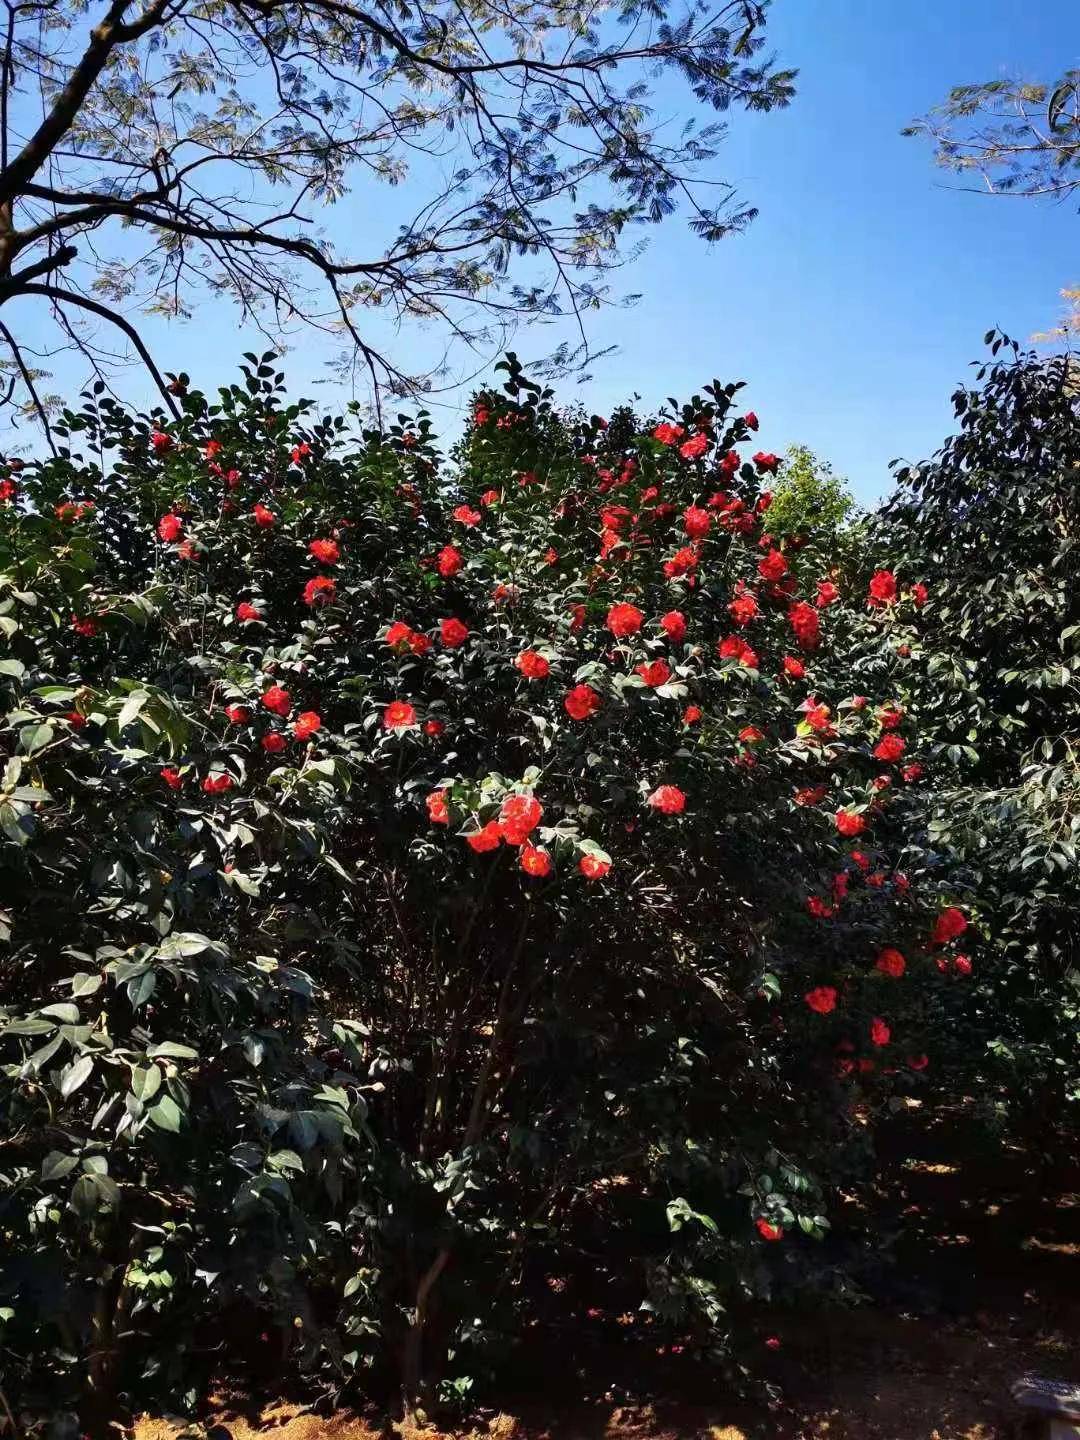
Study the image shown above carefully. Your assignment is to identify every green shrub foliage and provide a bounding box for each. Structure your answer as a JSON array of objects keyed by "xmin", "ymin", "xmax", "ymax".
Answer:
[
  {"xmin": 883, "ymin": 336, "xmax": 1080, "ymax": 1134},
  {"xmin": 0, "ymin": 355, "xmax": 949, "ymax": 1421}
]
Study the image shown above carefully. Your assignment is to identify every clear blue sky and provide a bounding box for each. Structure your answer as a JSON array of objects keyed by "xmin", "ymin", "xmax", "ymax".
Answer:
[{"xmin": 11, "ymin": 0, "xmax": 1078, "ymax": 502}]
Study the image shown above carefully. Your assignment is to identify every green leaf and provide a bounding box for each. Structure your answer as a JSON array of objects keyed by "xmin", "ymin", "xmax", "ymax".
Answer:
[
  {"xmin": 116, "ymin": 689, "xmax": 149, "ymax": 729},
  {"xmin": 60, "ymin": 1054, "xmax": 94, "ymax": 1098},
  {"xmin": 148, "ymin": 1095, "xmax": 183, "ymax": 1132},
  {"xmin": 38, "ymin": 1003, "xmax": 80, "ymax": 1023},
  {"xmin": 157, "ymin": 932, "xmax": 220, "ymax": 959},
  {"xmin": 131, "ymin": 1065, "xmax": 162, "ymax": 1103},
  {"xmin": 18, "ymin": 722, "xmax": 53, "ymax": 754},
  {"xmin": 41, "ymin": 1151, "xmax": 79, "ymax": 1182},
  {"xmin": 146, "ymin": 1041, "xmax": 199, "ymax": 1060}
]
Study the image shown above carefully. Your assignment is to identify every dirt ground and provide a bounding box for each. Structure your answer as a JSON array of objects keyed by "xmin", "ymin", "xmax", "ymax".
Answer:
[{"xmin": 132, "ymin": 1101, "xmax": 1080, "ymax": 1440}]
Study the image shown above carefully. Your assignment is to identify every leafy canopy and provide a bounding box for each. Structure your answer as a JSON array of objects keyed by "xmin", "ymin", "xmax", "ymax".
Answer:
[
  {"xmin": 0, "ymin": 0, "xmax": 795, "ymax": 429},
  {"xmin": 0, "ymin": 352, "xmax": 947, "ymax": 1425}
]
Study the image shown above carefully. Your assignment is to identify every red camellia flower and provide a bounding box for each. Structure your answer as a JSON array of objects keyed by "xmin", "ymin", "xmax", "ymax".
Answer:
[
  {"xmin": 157, "ymin": 513, "xmax": 183, "ymax": 543},
  {"xmin": 202, "ymin": 772, "xmax": 233, "ymax": 795},
  {"xmin": 71, "ymin": 615, "xmax": 100, "ymax": 638},
  {"xmin": 423, "ymin": 719, "xmax": 444, "ymax": 737},
  {"xmin": 520, "ymin": 844, "xmax": 553, "ymax": 877},
  {"xmin": 931, "ymin": 906, "xmax": 967, "ymax": 946},
  {"xmin": 303, "ymin": 576, "xmax": 336, "ymax": 607},
  {"xmin": 815, "ymin": 579, "xmax": 840, "ymax": 608},
  {"xmin": 653, "ymin": 421, "xmax": 685, "ymax": 446},
  {"xmin": 261, "ymin": 685, "xmax": 292, "ymax": 717},
  {"xmin": 515, "ymin": 650, "xmax": 551, "ymax": 680},
  {"xmin": 383, "ymin": 700, "xmax": 417, "ymax": 730},
  {"xmin": 804, "ymin": 701, "xmax": 832, "ymax": 733},
  {"xmin": 788, "ymin": 600, "xmax": 821, "ymax": 650},
  {"xmin": 161, "ymin": 767, "xmax": 183, "ymax": 790},
  {"xmin": 663, "ymin": 546, "xmax": 699, "ymax": 579},
  {"xmin": 236, "ymin": 601, "xmax": 261, "ymax": 623},
  {"xmin": 717, "ymin": 634, "xmax": 759, "ymax": 669},
  {"xmin": 262, "ymin": 733, "xmax": 287, "ymax": 753},
  {"xmin": 867, "ymin": 569, "xmax": 898, "ymax": 607},
  {"xmin": 874, "ymin": 734, "xmax": 906, "ymax": 763},
  {"xmin": 253, "ymin": 503, "xmax": 276, "ymax": 528},
  {"xmin": 499, "ymin": 793, "xmax": 543, "ymax": 845},
  {"xmin": 744, "ymin": 410, "xmax": 759, "ymax": 430},
  {"xmin": 579, "ymin": 853, "xmax": 611, "ymax": 880},
  {"xmin": 0, "ymin": 478, "xmax": 17, "ymax": 503},
  {"xmin": 466, "ymin": 820, "xmax": 502, "ymax": 853},
  {"xmin": 878, "ymin": 703, "xmax": 904, "ymax": 729},
  {"xmin": 805, "ymin": 985, "xmax": 838, "ymax": 1014},
  {"xmin": 835, "ymin": 809, "xmax": 867, "ymax": 837},
  {"xmin": 902, "ymin": 762, "xmax": 924, "ymax": 783},
  {"xmin": 752, "ymin": 451, "xmax": 780, "ymax": 473},
  {"xmin": 309, "ymin": 538, "xmax": 340, "ymax": 565},
  {"xmin": 757, "ymin": 547, "xmax": 788, "ymax": 583},
  {"xmin": 756, "ymin": 1219, "xmax": 783, "ymax": 1242},
  {"xmin": 683, "ymin": 504, "xmax": 712, "ymax": 539},
  {"xmin": 870, "ymin": 1017, "xmax": 891, "ymax": 1047},
  {"xmin": 177, "ymin": 539, "xmax": 200, "ymax": 563},
  {"xmin": 426, "ymin": 790, "xmax": 450, "ymax": 825},
  {"xmin": 564, "ymin": 683, "xmax": 601, "ymax": 721},
  {"xmin": 437, "ymin": 544, "xmax": 463, "ymax": 578},
  {"xmin": 647, "ymin": 784, "xmax": 686, "ymax": 815},
  {"xmin": 635, "ymin": 659, "xmax": 672, "ymax": 688},
  {"xmin": 683, "ymin": 704, "xmax": 702, "ymax": 724},
  {"xmin": 606, "ymin": 602, "xmax": 644, "ymax": 638},
  {"xmin": 150, "ymin": 430, "xmax": 173, "ymax": 453},
  {"xmin": 290, "ymin": 442, "xmax": 311, "ymax": 464},
  {"xmin": 806, "ymin": 897, "xmax": 834, "ymax": 919},
  {"xmin": 660, "ymin": 611, "xmax": 687, "ymax": 643},
  {"xmin": 781, "ymin": 655, "xmax": 806, "ymax": 679},
  {"xmin": 439, "ymin": 617, "xmax": 469, "ymax": 648},
  {"xmin": 679, "ymin": 433, "xmax": 709, "ymax": 461},
  {"xmin": 480, "ymin": 489, "xmax": 499, "ymax": 506},
  {"xmin": 795, "ymin": 785, "xmax": 827, "ymax": 807},
  {"xmin": 452, "ymin": 505, "xmax": 482, "ymax": 526},
  {"xmin": 64, "ymin": 711, "xmax": 87, "ymax": 729},
  {"xmin": 293, "ymin": 710, "xmax": 322, "ymax": 740},
  {"xmin": 385, "ymin": 620, "xmax": 414, "ymax": 650},
  {"xmin": 908, "ymin": 1053, "xmax": 929, "ymax": 1071},
  {"xmin": 728, "ymin": 593, "xmax": 759, "ymax": 626},
  {"xmin": 738, "ymin": 725, "xmax": 765, "ymax": 745},
  {"xmin": 911, "ymin": 581, "xmax": 929, "ymax": 607},
  {"xmin": 225, "ymin": 703, "xmax": 250, "ymax": 725},
  {"xmin": 876, "ymin": 948, "xmax": 906, "ymax": 979}
]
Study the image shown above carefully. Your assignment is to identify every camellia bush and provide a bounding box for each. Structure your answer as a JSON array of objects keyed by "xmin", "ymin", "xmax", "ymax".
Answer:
[
  {"xmin": 0, "ymin": 354, "xmax": 965, "ymax": 1428},
  {"xmin": 880, "ymin": 335, "xmax": 1080, "ymax": 1142}
]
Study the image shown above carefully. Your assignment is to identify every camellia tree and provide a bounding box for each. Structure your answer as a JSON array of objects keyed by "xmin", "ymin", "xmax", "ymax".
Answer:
[
  {"xmin": 0, "ymin": 354, "xmax": 960, "ymax": 1430},
  {"xmin": 879, "ymin": 335, "xmax": 1080, "ymax": 1142}
]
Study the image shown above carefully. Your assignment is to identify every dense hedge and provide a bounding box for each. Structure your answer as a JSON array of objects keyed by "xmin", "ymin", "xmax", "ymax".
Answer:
[
  {"xmin": 0, "ymin": 352, "xmax": 975, "ymax": 1427},
  {"xmin": 881, "ymin": 336, "xmax": 1080, "ymax": 1139}
]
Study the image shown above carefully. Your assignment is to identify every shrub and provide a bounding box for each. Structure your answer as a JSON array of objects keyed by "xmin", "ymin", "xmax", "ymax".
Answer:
[
  {"xmin": 881, "ymin": 335, "xmax": 1080, "ymax": 1141},
  {"xmin": 1, "ymin": 354, "xmax": 944, "ymax": 1425}
]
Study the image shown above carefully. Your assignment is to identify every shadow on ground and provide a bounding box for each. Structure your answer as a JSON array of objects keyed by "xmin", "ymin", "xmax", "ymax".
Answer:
[{"xmin": 134, "ymin": 1099, "xmax": 1080, "ymax": 1440}]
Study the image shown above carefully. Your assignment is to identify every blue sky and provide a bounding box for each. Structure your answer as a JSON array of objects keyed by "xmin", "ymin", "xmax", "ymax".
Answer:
[{"xmin": 10, "ymin": 0, "xmax": 1077, "ymax": 502}]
